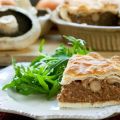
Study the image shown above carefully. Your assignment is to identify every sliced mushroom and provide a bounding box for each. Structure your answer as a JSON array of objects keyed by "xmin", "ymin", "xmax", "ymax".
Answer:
[
  {"xmin": 107, "ymin": 76, "xmax": 120, "ymax": 84},
  {"xmin": 90, "ymin": 80, "xmax": 101, "ymax": 92},
  {"xmin": 92, "ymin": 13, "xmax": 100, "ymax": 22},
  {"xmin": 16, "ymin": 0, "xmax": 37, "ymax": 15},
  {"xmin": 82, "ymin": 80, "xmax": 89, "ymax": 89},
  {"xmin": 0, "ymin": 15, "xmax": 18, "ymax": 35},
  {"xmin": 82, "ymin": 78, "xmax": 94, "ymax": 89},
  {"xmin": 0, "ymin": 6, "xmax": 40, "ymax": 50},
  {"xmin": 59, "ymin": 6, "xmax": 71, "ymax": 22}
]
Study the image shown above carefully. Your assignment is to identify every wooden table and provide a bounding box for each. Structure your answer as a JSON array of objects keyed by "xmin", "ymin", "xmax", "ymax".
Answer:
[
  {"xmin": 0, "ymin": 33, "xmax": 61, "ymax": 66},
  {"xmin": 0, "ymin": 32, "xmax": 120, "ymax": 66}
]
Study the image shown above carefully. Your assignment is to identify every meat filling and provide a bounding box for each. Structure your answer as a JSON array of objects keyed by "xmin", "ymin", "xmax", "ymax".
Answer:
[
  {"xmin": 68, "ymin": 12, "xmax": 119, "ymax": 26},
  {"xmin": 57, "ymin": 79, "xmax": 120, "ymax": 103}
]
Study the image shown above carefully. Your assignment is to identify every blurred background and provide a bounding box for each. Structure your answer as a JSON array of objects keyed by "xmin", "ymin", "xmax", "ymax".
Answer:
[
  {"xmin": 0, "ymin": 0, "xmax": 120, "ymax": 67},
  {"xmin": 0, "ymin": 0, "xmax": 64, "ymax": 66}
]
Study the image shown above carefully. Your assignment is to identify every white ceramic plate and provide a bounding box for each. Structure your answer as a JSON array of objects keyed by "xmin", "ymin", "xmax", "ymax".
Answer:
[{"xmin": 0, "ymin": 63, "xmax": 120, "ymax": 120}]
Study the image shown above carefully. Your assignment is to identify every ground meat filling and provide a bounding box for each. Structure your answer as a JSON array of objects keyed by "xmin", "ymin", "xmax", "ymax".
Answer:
[
  {"xmin": 57, "ymin": 80, "xmax": 120, "ymax": 103},
  {"xmin": 68, "ymin": 12, "xmax": 119, "ymax": 26}
]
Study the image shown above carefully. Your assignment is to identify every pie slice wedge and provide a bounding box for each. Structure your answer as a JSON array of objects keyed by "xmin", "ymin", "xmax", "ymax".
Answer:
[{"xmin": 57, "ymin": 52, "xmax": 120, "ymax": 108}]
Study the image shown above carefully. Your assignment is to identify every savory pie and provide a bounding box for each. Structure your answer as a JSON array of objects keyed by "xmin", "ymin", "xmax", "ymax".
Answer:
[
  {"xmin": 57, "ymin": 52, "xmax": 120, "ymax": 108},
  {"xmin": 59, "ymin": 0, "xmax": 120, "ymax": 26}
]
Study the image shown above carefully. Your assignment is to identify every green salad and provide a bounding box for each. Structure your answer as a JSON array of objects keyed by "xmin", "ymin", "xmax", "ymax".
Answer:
[{"xmin": 2, "ymin": 36, "xmax": 89, "ymax": 99}]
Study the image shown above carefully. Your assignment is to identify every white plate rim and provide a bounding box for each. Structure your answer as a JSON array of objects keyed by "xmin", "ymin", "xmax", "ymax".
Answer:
[{"xmin": 0, "ymin": 63, "xmax": 120, "ymax": 120}]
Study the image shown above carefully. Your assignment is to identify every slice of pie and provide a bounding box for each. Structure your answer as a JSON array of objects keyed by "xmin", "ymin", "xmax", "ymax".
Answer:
[
  {"xmin": 57, "ymin": 52, "xmax": 120, "ymax": 108},
  {"xmin": 59, "ymin": 0, "xmax": 120, "ymax": 26}
]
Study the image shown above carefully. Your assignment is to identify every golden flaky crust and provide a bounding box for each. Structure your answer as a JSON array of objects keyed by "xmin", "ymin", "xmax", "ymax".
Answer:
[
  {"xmin": 58, "ymin": 101, "xmax": 120, "ymax": 108},
  {"xmin": 61, "ymin": 0, "xmax": 120, "ymax": 15},
  {"xmin": 61, "ymin": 52, "xmax": 120, "ymax": 85},
  {"xmin": 59, "ymin": 0, "xmax": 120, "ymax": 22}
]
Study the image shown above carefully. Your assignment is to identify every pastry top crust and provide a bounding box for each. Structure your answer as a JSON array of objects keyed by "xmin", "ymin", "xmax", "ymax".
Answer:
[
  {"xmin": 61, "ymin": 52, "xmax": 120, "ymax": 85},
  {"xmin": 60, "ymin": 0, "xmax": 120, "ymax": 15}
]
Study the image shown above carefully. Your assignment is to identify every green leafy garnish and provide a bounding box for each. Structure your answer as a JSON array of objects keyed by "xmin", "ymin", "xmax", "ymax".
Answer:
[
  {"xmin": 39, "ymin": 39, "xmax": 45, "ymax": 52},
  {"xmin": 2, "ymin": 36, "xmax": 89, "ymax": 99}
]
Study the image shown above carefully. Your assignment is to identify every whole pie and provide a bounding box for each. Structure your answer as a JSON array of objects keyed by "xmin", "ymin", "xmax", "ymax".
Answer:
[
  {"xmin": 57, "ymin": 52, "xmax": 120, "ymax": 108},
  {"xmin": 59, "ymin": 0, "xmax": 120, "ymax": 26}
]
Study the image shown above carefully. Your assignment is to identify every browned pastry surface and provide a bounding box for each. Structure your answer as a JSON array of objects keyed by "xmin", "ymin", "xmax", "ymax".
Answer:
[
  {"xmin": 59, "ymin": 0, "xmax": 120, "ymax": 25},
  {"xmin": 61, "ymin": 52, "xmax": 120, "ymax": 85},
  {"xmin": 58, "ymin": 52, "xmax": 120, "ymax": 107}
]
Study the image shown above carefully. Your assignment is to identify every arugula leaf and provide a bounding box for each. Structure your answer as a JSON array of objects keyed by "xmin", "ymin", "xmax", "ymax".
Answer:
[
  {"xmin": 53, "ymin": 36, "xmax": 88, "ymax": 57},
  {"xmin": 39, "ymin": 39, "xmax": 45, "ymax": 52},
  {"xmin": 2, "ymin": 36, "xmax": 89, "ymax": 99},
  {"xmin": 37, "ymin": 75, "xmax": 49, "ymax": 91},
  {"xmin": 48, "ymin": 80, "xmax": 60, "ymax": 99},
  {"xmin": 30, "ymin": 54, "xmax": 45, "ymax": 66}
]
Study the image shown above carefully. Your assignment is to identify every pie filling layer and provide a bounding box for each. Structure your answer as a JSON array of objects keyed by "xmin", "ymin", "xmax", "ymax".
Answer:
[
  {"xmin": 68, "ymin": 12, "xmax": 119, "ymax": 26},
  {"xmin": 57, "ymin": 78, "xmax": 120, "ymax": 103}
]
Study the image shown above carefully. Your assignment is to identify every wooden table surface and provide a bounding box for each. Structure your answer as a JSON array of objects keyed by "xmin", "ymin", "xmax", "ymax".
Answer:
[
  {"xmin": 0, "ymin": 31, "xmax": 120, "ymax": 66},
  {"xmin": 0, "ymin": 31, "xmax": 120, "ymax": 120}
]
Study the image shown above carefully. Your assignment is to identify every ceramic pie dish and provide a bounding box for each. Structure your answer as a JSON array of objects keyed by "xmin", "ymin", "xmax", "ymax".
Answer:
[
  {"xmin": 59, "ymin": 0, "xmax": 120, "ymax": 26},
  {"xmin": 51, "ymin": 7, "xmax": 120, "ymax": 51}
]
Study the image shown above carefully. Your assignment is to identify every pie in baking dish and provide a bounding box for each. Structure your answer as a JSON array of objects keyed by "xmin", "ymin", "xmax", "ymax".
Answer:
[
  {"xmin": 57, "ymin": 52, "xmax": 120, "ymax": 108},
  {"xmin": 59, "ymin": 0, "xmax": 120, "ymax": 26}
]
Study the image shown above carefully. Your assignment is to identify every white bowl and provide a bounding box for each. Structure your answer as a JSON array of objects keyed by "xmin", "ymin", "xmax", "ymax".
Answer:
[{"xmin": 37, "ymin": 9, "xmax": 52, "ymax": 36}]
